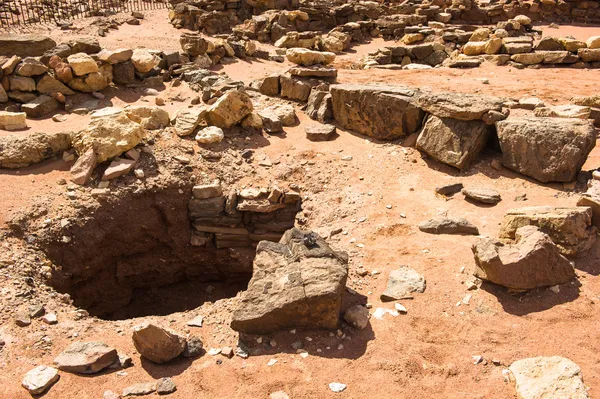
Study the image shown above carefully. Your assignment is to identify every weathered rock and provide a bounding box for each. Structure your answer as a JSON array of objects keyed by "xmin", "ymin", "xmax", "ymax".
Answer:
[
  {"xmin": 286, "ymin": 48, "xmax": 335, "ymax": 66},
  {"xmin": 102, "ymin": 158, "xmax": 136, "ymax": 180},
  {"xmin": 380, "ymin": 266, "xmax": 426, "ymax": 301},
  {"xmin": 462, "ymin": 187, "xmax": 502, "ymax": 204},
  {"xmin": 193, "ymin": 182, "xmax": 222, "ymax": 199},
  {"xmin": 0, "ymin": 111, "xmax": 27, "ymax": 131},
  {"xmin": 578, "ymin": 48, "xmax": 600, "ymax": 62},
  {"xmin": 258, "ymin": 109, "xmax": 283, "ymax": 133},
  {"xmin": 113, "ymin": 61, "xmax": 136, "ymax": 85},
  {"xmin": 9, "ymin": 76, "xmax": 36, "ymax": 92},
  {"xmin": 37, "ymin": 74, "xmax": 75, "ymax": 96},
  {"xmin": 330, "ymin": 84, "xmax": 423, "ymax": 140},
  {"xmin": 499, "ymin": 206, "xmax": 597, "ymax": 257},
  {"xmin": 418, "ymin": 217, "xmax": 479, "ymax": 235},
  {"xmin": 249, "ymin": 75, "xmax": 280, "ymax": 96},
  {"xmin": 416, "ymin": 91, "xmax": 504, "ymax": 121},
  {"xmin": 496, "ymin": 117, "xmax": 595, "ymax": 183},
  {"xmin": 125, "ymin": 105, "xmax": 170, "ymax": 130},
  {"xmin": 472, "ymin": 226, "xmax": 575, "ymax": 290},
  {"xmin": 15, "ymin": 58, "xmax": 48, "ymax": 76},
  {"xmin": 157, "ymin": 377, "xmax": 177, "ymax": 395},
  {"xmin": 180, "ymin": 33, "xmax": 209, "ymax": 57},
  {"xmin": 509, "ymin": 357, "xmax": 589, "ymax": 399},
  {"xmin": 536, "ymin": 37, "xmax": 565, "ymax": 51},
  {"xmin": 195, "ymin": 126, "xmax": 224, "ymax": 144},
  {"xmin": 535, "ymin": 105, "xmax": 590, "ymax": 119},
  {"xmin": 72, "ymin": 110, "xmax": 145, "ymax": 163},
  {"xmin": 435, "ymin": 183, "xmax": 464, "ymax": 196},
  {"xmin": 98, "ymin": 48, "xmax": 133, "ymax": 64},
  {"xmin": 67, "ymin": 53, "xmax": 99, "ymax": 76},
  {"xmin": 305, "ymin": 90, "xmax": 332, "ymax": 123},
  {"xmin": 49, "ymin": 56, "xmax": 74, "ymax": 83},
  {"xmin": 182, "ymin": 336, "xmax": 203, "ymax": 358},
  {"xmin": 288, "ymin": 66, "xmax": 337, "ymax": 78},
  {"xmin": 0, "ymin": 35, "xmax": 57, "ymax": 57},
  {"xmin": 0, "ymin": 85, "xmax": 7, "ymax": 103},
  {"xmin": 343, "ymin": 305, "xmax": 369, "ymax": 329},
  {"xmin": 22, "ymin": 366, "xmax": 59, "ymax": 395},
  {"xmin": 131, "ymin": 49, "xmax": 160, "ymax": 73},
  {"xmin": 123, "ymin": 382, "xmax": 157, "ymax": 397},
  {"xmin": 173, "ymin": 108, "xmax": 205, "ymax": 137},
  {"xmin": 2, "ymin": 55, "xmax": 22, "ymax": 75},
  {"xmin": 54, "ymin": 341, "xmax": 118, "ymax": 374},
  {"xmin": 416, "ymin": 115, "xmax": 490, "ymax": 170},
  {"xmin": 279, "ymin": 74, "xmax": 315, "ymax": 102},
  {"xmin": 68, "ymin": 37, "xmax": 101, "ymax": 54},
  {"xmin": 70, "ymin": 147, "xmax": 97, "ymax": 185},
  {"xmin": 0, "ymin": 131, "xmax": 71, "ymax": 168},
  {"xmin": 306, "ymin": 124, "xmax": 336, "ymax": 141},
  {"xmin": 132, "ymin": 323, "xmax": 187, "ymax": 364},
  {"xmin": 231, "ymin": 228, "xmax": 348, "ymax": 334},
  {"xmin": 262, "ymin": 104, "xmax": 296, "ymax": 126},
  {"xmin": 21, "ymin": 95, "xmax": 60, "ymax": 118},
  {"xmin": 206, "ymin": 90, "xmax": 253, "ymax": 128},
  {"xmin": 588, "ymin": 36, "xmax": 600, "ymax": 49}
]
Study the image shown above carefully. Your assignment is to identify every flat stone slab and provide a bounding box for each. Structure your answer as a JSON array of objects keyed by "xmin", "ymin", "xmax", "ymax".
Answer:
[
  {"xmin": 305, "ymin": 124, "xmax": 336, "ymax": 141},
  {"xmin": 380, "ymin": 266, "xmax": 426, "ymax": 301},
  {"xmin": 462, "ymin": 187, "xmax": 501, "ymax": 204},
  {"xmin": 0, "ymin": 35, "xmax": 57, "ymax": 57},
  {"xmin": 288, "ymin": 66, "xmax": 337, "ymax": 78},
  {"xmin": 22, "ymin": 366, "xmax": 59, "ymax": 395},
  {"xmin": 54, "ymin": 341, "xmax": 118, "ymax": 374},
  {"xmin": 418, "ymin": 217, "xmax": 479, "ymax": 235}
]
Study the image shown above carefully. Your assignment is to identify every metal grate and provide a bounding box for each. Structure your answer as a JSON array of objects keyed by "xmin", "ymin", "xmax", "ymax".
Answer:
[{"xmin": 0, "ymin": 0, "xmax": 167, "ymax": 27}]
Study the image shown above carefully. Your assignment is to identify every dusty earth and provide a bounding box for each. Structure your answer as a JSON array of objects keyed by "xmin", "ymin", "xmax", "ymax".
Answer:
[{"xmin": 1, "ymin": 9, "xmax": 600, "ymax": 399}]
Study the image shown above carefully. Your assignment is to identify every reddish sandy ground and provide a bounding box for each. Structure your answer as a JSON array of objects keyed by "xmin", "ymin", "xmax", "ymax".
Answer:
[{"xmin": 0, "ymin": 10, "xmax": 600, "ymax": 399}]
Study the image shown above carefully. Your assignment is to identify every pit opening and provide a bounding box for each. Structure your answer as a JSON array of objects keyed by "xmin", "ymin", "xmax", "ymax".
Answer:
[{"xmin": 36, "ymin": 182, "xmax": 301, "ymax": 320}]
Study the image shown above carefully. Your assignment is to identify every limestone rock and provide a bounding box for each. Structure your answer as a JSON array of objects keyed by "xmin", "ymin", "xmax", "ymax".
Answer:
[
  {"xmin": 195, "ymin": 126, "xmax": 224, "ymax": 144},
  {"xmin": 305, "ymin": 90, "xmax": 333, "ymax": 122},
  {"xmin": 496, "ymin": 117, "xmax": 595, "ymax": 183},
  {"xmin": 330, "ymin": 84, "xmax": 423, "ymax": 140},
  {"xmin": 180, "ymin": 33, "xmax": 209, "ymax": 57},
  {"xmin": 231, "ymin": 228, "xmax": 348, "ymax": 334},
  {"xmin": 132, "ymin": 323, "xmax": 187, "ymax": 364},
  {"xmin": 72, "ymin": 111, "xmax": 145, "ymax": 163},
  {"xmin": 343, "ymin": 305, "xmax": 369, "ymax": 329},
  {"xmin": 37, "ymin": 74, "xmax": 75, "ymax": 96},
  {"xmin": 9, "ymin": 76, "xmax": 36, "ymax": 92},
  {"xmin": 123, "ymin": 382, "xmax": 157, "ymax": 397},
  {"xmin": 416, "ymin": 115, "xmax": 490, "ymax": 170},
  {"xmin": 98, "ymin": 49, "xmax": 133, "ymax": 64},
  {"xmin": 131, "ymin": 49, "xmax": 160, "ymax": 73},
  {"xmin": 125, "ymin": 105, "xmax": 170, "ymax": 130},
  {"xmin": 587, "ymin": 36, "xmax": 600, "ymax": 49},
  {"xmin": 418, "ymin": 217, "xmax": 479, "ymax": 235},
  {"xmin": 21, "ymin": 366, "xmax": 59, "ymax": 395},
  {"xmin": 380, "ymin": 266, "xmax": 426, "ymax": 301},
  {"xmin": 70, "ymin": 148, "xmax": 97, "ymax": 185},
  {"xmin": 102, "ymin": 158, "xmax": 136, "ymax": 180},
  {"xmin": 15, "ymin": 58, "xmax": 48, "ymax": 76},
  {"xmin": 416, "ymin": 91, "xmax": 504, "ymax": 121},
  {"xmin": 509, "ymin": 357, "xmax": 589, "ymax": 399},
  {"xmin": 462, "ymin": 187, "xmax": 502, "ymax": 204},
  {"xmin": 262, "ymin": 104, "xmax": 296, "ymax": 126},
  {"xmin": 306, "ymin": 124, "xmax": 336, "ymax": 141},
  {"xmin": 0, "ymin": 131, "xmax": 71, "ymax": 169},
  {"xmin": 249, "ymin": 75, "xmax": 280, "ymax": 96},
  {"xmin": 192, "ymin": 182, "xmax": 222, "ymax": 199},
  {"xmin": 22, "ymin": 95, "xmax": 60, "ymax": 118},
  {"xmin": 67, "ymin": 53, "xmax": 99, "ymax": 76},
  {"xmin": 0, "ymin": 35, "xmax": 57, "ymax": 57},
  {"xmin": 206, "ymin": 90, "xmax": 253, "ymax": 128},
  {"xmin": 499, "ymin": 206, "xmax": 597, "ymax": 257},
  {"xmin": 157, "ymin": 377, "xmax": 177, "ymax": 395},
  {"xmin": 286, "ymin": 48, "xmax": 335, "ymax": 66},
  {"xmin": 54, "ymin": 341, "xmax": 118, "ymax": 374},
  {"xmin": 0, "ymin": 111, "xmax": 27, "ymax": 131},
  {"xmin": 173, "ymin": 108, "xmax": 205, "ymax": 137},
  {"xmin": 472, "ymin": 226, "xmax": 575, "ymax": 290}
]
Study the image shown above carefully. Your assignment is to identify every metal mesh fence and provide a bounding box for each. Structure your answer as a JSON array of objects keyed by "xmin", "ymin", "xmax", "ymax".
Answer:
[{"xmin": 0, "ymin": 0, "xmax": 167, "ymax": 27}]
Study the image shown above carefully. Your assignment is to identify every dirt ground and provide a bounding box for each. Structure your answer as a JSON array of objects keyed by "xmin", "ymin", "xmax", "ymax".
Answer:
[{"xmin": 1, "ymin": 9, "xmax": 600, "ymax": 399}]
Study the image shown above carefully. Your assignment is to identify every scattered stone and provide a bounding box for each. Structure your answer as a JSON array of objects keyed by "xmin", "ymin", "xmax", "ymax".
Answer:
[
  {"xmin": 195, "ymin": 126, "xmax": 224, "ymax": 144},
  {"xmin": 343, "ymin": 305, "xmax": 369, "ymax": 329},
  {"xmin": 418, "ymin": 217, "xmax": 479, "ymax": 235},
  {"xmin": 156, "ymin": 377, "xmax": 177, "ymax": 395},
  {"xmin": 67, "ymin": 53, "xmax": 99, "ymax": 76},
  {"xmin": 462, "ymin": 187, "xmax": 502, "ymax": 204},
  {"xmin": 509, "ymin": 357, "xmax": 589, "ymax": 399},
  {"xmin": 221, "ymin": 347, "xmax": 234, "ymax": 358},
  {"xmin": 15, "ymin": 313, "xmax": 31, "ymax": 327},
  {"xmin": 286, "ymin": 48, "xmax": 335, "ymax": 66},
  {"xmin": 306, "ymin": 124, "xmax": 336, "ymax": 141},
  {"xmin": 472, "ymin": 226, "xmax": 575, "ymax": 290},
  {"xmin": 1, "ymin": 131, "xmax": 71, "ymax": 169},
  {"xmin": 173, "ymin": 108, "xmax": 205, "ymax": 137},
  {"xmin": 435, "ymin": 183, "xmax": 463, "ymax": 196},
  {"xmin": 0, "ymin": 111, "xmax": 27, "ymax": 131},
  {"xmin": 182, "ymin": 336, "xmax": 203, "ymax": 358},
  {"xmin": 70, "ymin": 148, "xmax": 97, "ymax": 185},
  {"xmin": 329, "ymin": 382, "xmax": 347, "ymax": 393},
  {"xmin": 22, "ymin": 95, "xmax": 60, "ymax": 118},
  {"xmin": 380, "ymin": 266, "xmax": 426, "ymax": 301},
  {"xmin": 102, "ymin": 158, "xmax": 136, "ymax": 181},
  {"xmin": 206, "ymin": 90, "xmax": 253, "ymax": 128},
  {"xmin": 42, "ymin": 313, "xmax": 58, "ymax": 325},
  {"xmin": 54, "ymin": 341, "xmax": 118, "ymax": 374},
  {"xmin": 132, "ymin": 323, "xmax": 187, "ymax": 364},
  {"xmin": 131, "ymin": 49, "xmax": 160, "ymax": 73},
  {"xmin": 21, "ymin": 366, "xmax": 59, "ymax": 395},
  {"xmin": 123, "ymin": 382, "xmax": 156, "ymax": 397},
  {"xmin": 187, "ymin": 315, "xmax": 204, "ymax": 327}
]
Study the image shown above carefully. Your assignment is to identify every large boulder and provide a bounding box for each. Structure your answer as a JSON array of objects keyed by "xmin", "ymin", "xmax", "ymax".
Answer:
[
  {"xmin": 286, "ymin": 48, "xmax": 336, "ymax": 66},
  {"xmin": 206, "ymin": 90, "xmax": 253, "ymax": 128},
  {"xmin": 509, "ymin": 357, "xmax": 589, "ymax": 399},
  {"xmin": 416, "ymin": 115, "xmax": 491, "ymax": 170},
  {"xmin": 72, "ymin": 110, "xmax": 145, "ymax": 162},
  {"xmin": 499, "ymin": 206, "xmax": 597, "ymax": 257},
  {"xmin": 330, "ymin": 84, "xmax": 424, "ymax": 140},
  {"xmin": 0, "ymin": 35, "xmax": 57, "ymax": 57},
  {"xmin": 416, "ymin": 91, "xmax": 504, "ymax": 121},
  {"xmin": 472, "ymin": 226, "xmax": 575, "ymax": 290},
  {"xmin": 496, "ymin": 117, "xmax": 595, "ymax": 183},
  {"xmin": 0, "ymin": 131, "xmax": 72, "ymax": 169},
  {"xmin": 132, "ymin": 323, "xmax": 187, "ymax": 364},
  {"xmin": 231, "ymin": 228, "xmax": 348, "ymax": 334},
  {"xmin": 53, "ymin": 341, "xmax": 118, "ymax": 374}
]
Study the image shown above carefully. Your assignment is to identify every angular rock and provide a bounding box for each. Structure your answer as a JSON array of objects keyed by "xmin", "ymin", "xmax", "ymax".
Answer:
[
  {"xmin": 279, "ymin": 74, "xmax": 315, "ymax": 102},
  {"xmin": 67, "ymin": 53, "xmax": 99, "ymax": 76},
  {"xmin": 22, "ymin": 366, "xmax": 59, "ymax": 395},
  {"xmin": 54, "ymin": 341, "xmax": 118, "ymax": 374},
  {"xmin": 2, "ymin": 55, "xmax": 22, "ymax": 75},
  {"xmin": 330, "ymin": 84, "xmax": 423, "ymax": 140},
  {"xmin": 113, "ymin": 61, "xmax": 136, "ymax": 85},
  {"xmin": 9, "ymin": 76, "xmax": 36, "ymax": 92},
  {"xmin": 21, "ymin": 95, "xmax": 60, "ymax": 118},
  {"xmin": 472, "ymin": 226, "xmax": 575, "ymax": 290},
  {"xmin": 509, "ymin": 356, "xmax": 589, "ymax": 399},
  {"xmin": 306, "ymin": 124, "xmax": 336, "ymax": 141},
  {"xmin": 305, "ymin": 90, "xmax": 333, "ymax": 122},
  {"xmin": 258, "ymin": 110, "xmax": 283, "ymax": 133},
  {"xmin": 0, "ymin": 111, "xmax": 27, "ymax": 131},
  {"xmin": 195, "ymin": 126, "xmax": 224, "ymax": 144},
  {"xmin": 173, "ymin": 108, "xmax": 205, "ymax": 137},
  {"xmin": 578, "ymin": 48, "xmax": 600, "ymax": 63},
  {"xmin": 0, "ymin": 131, "xmax": 71, "ymax": 168},
  {"xmin": 68, "ymin": 37, "xmax": 101, "ymax": 54},
  {"xmin": 37, "ymin": 74, "xmax": 75, "ymax": 96},
  {"xmin": 102, "ymin": 158, "xmax": 136, "ymax": 180},
  {"xmin": 125, "ymin": 105, "xmax": 170, "ymax": 130},
  {"xmin": 462, "ymin": 187, "xmax": 501, "ymax": 204},
  {"xmin": 97, "ymin": 48, "xmax": 133, "ymax": 64},
  {"xmin": 0, "ymin": 35, "xmax": 57, "ymax": 57},
  {"xmin": 231, "ymin": 228, "xmax": 348, "ymax": 334},
  {"xmin": 206, "ymin": 90, "xmax": 253, "ymax": 128},
  {"xmin": 288, "ymin": 66, "xmax": 337, "ymax": 78},
  {"xmin": 123, "ymin": 382, "xmax": 156, "ymax": 397},
  {"xmin": 262, "ymin": 104, "xmax": 296, "ymax": 126},
  {"xmin": 131, "ymin": 49, "xmax": 160, "ymax": 73},
  {"xmin": 180, "ymin": 33, "xmax": 209, "ymax": 57},
  {"xmin": 157, "ymin": 377, "xmax": 177, "ymax": 395},
  {"xmin": 182, "ymin": 336, "xmax": 203, "ymax": 358},
  {"xmin": 249, "ymin": 74, "xmax": 280, "ymax": 96},
  {"xmin": 72, "ymin": 110, "xmax": 145, "ymax": 163},
  {"xmin": 416, "ymin": 115, "xmax": 490, "ymax": 170},
  {"xmin": 193, "ymin": 182, "xmax": 222, "ymax": 199},
  {"xmin": 132, "ymin": 323, "xmax": 187, "ymax": 364},
  {"xmin": 15, "ymin": 58, "xmax": 48, "ymax": 76},
  {"xmin": 343, "ymin": 305, "xmax": 369, "ymax": 329},
  {"xmin": 435, "ymin": 183, "xmax": 463, "ymax": 196},
  {"xmin": 496, "ymin": 117, "xmax": 595, "ymax": 183},
  {"xmin": 416, "ymin": 91, "xmax": 504, "ymax": 121},
  {"xmin": 380, "ymin": 266, "xmax": 426, "ymax": 301},
  {"xmin": 70, "ymin": 147, "xmax": 97, "ymax": 185},
  {"xmin": 286, "ymin": 48, "xmax": 335, "ymax": 66},
  {"xmin": 499, "ymin": 206, "xmax": 597, "ymax": 257},
  {"xmin": 418, "ymin": 217, "xmax": 479, "ymax": 235}
]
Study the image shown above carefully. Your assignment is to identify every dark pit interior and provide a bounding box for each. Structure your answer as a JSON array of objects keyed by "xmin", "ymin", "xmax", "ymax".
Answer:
[{"xmin": 39, "ymin": 185, "xmax": 258, "ymax": 320}]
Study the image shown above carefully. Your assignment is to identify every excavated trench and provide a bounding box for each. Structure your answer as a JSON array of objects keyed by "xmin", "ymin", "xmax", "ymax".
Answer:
[{"xmin": 32, "ymin": 182, "xmax": 301, "ymax": 320}]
